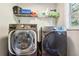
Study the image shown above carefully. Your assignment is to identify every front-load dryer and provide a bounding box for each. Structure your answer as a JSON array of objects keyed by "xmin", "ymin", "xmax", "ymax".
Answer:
[
  {"xmin": 8, "ymin": 24, "xmax": 37, "ymax": 56},
  {"xmin": 41, "ymin": 26, "xmax": 67, "ymax": 56}
]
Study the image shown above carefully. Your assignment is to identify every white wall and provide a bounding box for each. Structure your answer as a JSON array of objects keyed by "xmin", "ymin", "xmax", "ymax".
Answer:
[
  {"xmin": 67, "ymin": 31, "xmax": 79, "ymax": 56},
  {"xmin": 0, "ymin": 3, "xmax": 16, "ymax": 55},
  {"xmin": 15, "ymin": 3, "xmax": 57, "ymax": 26},
  {"xmin": 56, "ymin": 3, "xmax": 65, "ymax": 27}
]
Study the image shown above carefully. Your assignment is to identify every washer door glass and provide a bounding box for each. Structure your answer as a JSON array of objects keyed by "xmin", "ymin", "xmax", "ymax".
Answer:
[
  {"xmin": 10, "ymin": 30, "xmax": 36, "ymax": 55},
  {"xmin": 15, "ymin": 32, "xmax": 32, "ymax": 49}
]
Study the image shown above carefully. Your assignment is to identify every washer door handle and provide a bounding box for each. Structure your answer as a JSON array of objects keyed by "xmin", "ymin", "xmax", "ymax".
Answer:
[{"xmin": 8, "ymin": 30, "xmax": 15, "ymax": 55}]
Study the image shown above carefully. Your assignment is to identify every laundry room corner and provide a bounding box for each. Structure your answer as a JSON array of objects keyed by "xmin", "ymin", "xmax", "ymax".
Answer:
[{"xmin": 0, "ymin": 3, "xmax": 79, "ymax": 56}]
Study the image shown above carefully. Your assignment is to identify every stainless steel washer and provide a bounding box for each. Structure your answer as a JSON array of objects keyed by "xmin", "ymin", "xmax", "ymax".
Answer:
[{"xmin": 8, "ymin": 24, "xmax": 37, "ymax": 56}]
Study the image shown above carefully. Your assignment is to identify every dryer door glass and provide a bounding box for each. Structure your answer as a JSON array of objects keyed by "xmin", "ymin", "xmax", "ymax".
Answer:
[
  {"xmin": 43, "ymin": 31, "xmax": 59, "ymax": 55},
  {"xmin": 43, "ymin": 31, "xmax": 67, "ymax": 56}
]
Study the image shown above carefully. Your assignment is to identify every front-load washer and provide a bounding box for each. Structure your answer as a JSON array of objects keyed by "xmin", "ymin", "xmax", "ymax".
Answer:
[
  {"xmin": 8, "ymin": 24, "xmax": 37, "ymax": 56},
  {"xmin": 41, "ymin": 26, "xmax": 67, "ymax": 56}
]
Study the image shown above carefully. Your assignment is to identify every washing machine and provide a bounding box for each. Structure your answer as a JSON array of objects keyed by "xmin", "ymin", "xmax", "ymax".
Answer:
[
  {"xmin": 8, "ymin": 24, "xmax": 37, "ymax": 56},
  {"xmin": 41, "ymin": 26, "xmax": 67, "ymax": 56}
]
